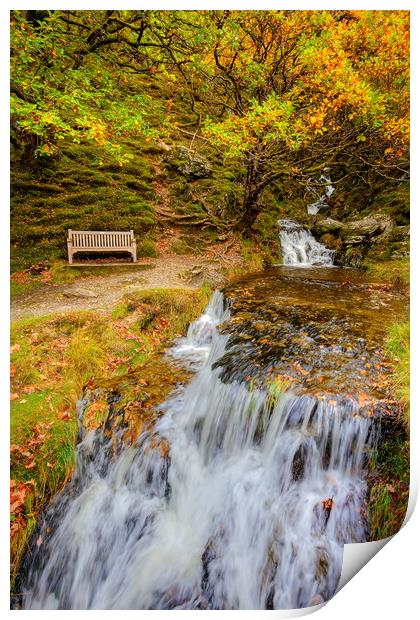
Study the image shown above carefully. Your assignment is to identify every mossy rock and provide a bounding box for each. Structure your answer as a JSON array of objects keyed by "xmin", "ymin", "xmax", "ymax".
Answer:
[
  {"xmin": 342, "ymin": 246, "xmax": 365, "ymax": 268},
  {"xmin": 165, "ymin": 146, "xmax": 212, "ymax": 180},
  {"xmin": 311, "ymin": 218, "xmax": 343, "ymax": 236}
]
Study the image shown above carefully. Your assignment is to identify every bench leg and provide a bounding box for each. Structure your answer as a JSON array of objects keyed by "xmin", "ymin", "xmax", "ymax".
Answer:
[
  {"xmin": 132, "ymin": 243, "xmax": 137, "ymax": 263},
  {"xmin": 68, "ymin": 244, "xmax": 73, "ymax": 265}
]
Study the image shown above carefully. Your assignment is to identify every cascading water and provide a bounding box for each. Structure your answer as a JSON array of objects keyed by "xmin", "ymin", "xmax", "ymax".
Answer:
[
  {"xmin": 307, "ymin": 173, "xmax": 335, "ymax": 215},
  {"xmin": 279, "ymin": 219, "xmax": 334, "ymax": 267},
  {"xmin": 22, "ymin": 290, "xmax": 375, "ymax": 610}
]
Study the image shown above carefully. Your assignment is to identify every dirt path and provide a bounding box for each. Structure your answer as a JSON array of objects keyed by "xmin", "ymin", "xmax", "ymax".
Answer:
[{"xmin": 11, "ymin": 255, "xmax": 214, "ymax": 322}]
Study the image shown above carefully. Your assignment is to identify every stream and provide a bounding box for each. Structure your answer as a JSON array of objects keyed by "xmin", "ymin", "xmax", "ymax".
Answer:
[{"xmin": 20, "ymin": 225, "xmax": 407, "ymax": 610}]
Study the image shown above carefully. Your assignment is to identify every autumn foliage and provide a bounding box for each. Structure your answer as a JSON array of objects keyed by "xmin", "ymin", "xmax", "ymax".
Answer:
[{"xmin": 10, "ymin": 10, "xmax": 409, "ymax": 226}]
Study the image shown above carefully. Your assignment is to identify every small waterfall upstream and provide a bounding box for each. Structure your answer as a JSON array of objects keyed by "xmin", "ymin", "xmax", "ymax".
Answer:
[
  {"xmin": 22, "ymin": 291, "xmax": 375, "ymax": 610},
  {"xmin": 279, "ymin": 219, "xmax": 334, "ymax": 267},
  {"xmin": 307, "ymin": 173, "xmax": 335, "ymax": 215}
]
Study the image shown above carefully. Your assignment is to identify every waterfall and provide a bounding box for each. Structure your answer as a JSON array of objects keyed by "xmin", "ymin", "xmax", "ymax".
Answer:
[
  {"xmin": 22, "ymin": 292, "xmax": 372, "ymax": 610},
  {"xmin": 307, "ymin": 173, "xmax": 335, "ymax": 215},
  {"xmin": 279, "ymin": 219, "xmax": 334, "ymax": 267}
]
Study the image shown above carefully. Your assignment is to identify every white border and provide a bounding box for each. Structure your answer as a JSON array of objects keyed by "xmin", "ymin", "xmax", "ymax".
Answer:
[{"xmin": 2, "ymin": 2, "xmax": 418, "ymax": 618}]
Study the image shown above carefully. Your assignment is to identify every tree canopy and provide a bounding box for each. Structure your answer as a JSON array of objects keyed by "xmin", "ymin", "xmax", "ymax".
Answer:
[{"xmin": 10, "ymin": 9, "xmax": 409, "ymax": 226}]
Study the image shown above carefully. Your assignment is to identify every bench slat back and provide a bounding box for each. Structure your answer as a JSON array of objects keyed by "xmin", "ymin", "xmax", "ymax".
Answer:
[{"xmin": 70, "ymin": 230, "xmax": 133, "ymax": 249}]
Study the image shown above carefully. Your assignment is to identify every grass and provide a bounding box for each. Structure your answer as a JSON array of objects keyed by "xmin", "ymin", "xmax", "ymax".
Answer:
[
  {"xmin": 386, "ymin": 321, "xmax": 410, "ymax": 420},
  {"xmin": 111, "ymin": 287, "xmax": 211, "ymax": 337},
  {"xmin": 225, "ymin": 238, "xmax": 267, "ymax": 279},
  {"xmin": 367, "ymin": 319, "xmax": 410, "ymax": 541},
  {"xmin": 368, "ymin": 436, "xmax": 410, "ymax": 540},
  {"xmin": 10, "ymin": 279, "xmax": 43, "ymax": 297},
  {"xmin": 10, "ymin": 286, "xmax": 211, "ymax": 585},
  {"xmin": 137, "ymin": 239, "xmax": 158, "ymax": 258},
  {"xmin": 170, "ymin": 238, "xmax": 195, "ymax": 255},
  {"xmin": 368, "ymin": 481, "xmax": 408, "ymax": 540},
  {"xmin": 365, "ymin": 258, "xmax": 409, "ymax": 287},
  {"xmin": 10, "ymin": 140, "xmax": 158, "ymax": 273}
]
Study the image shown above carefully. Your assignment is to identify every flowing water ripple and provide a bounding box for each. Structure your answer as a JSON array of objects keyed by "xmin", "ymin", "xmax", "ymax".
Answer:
[{"xmin": 21, "ymin": 284, "xmax": 393, "ymax": 610}]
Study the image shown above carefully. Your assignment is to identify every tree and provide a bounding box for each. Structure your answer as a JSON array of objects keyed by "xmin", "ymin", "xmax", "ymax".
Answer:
[
  {"xmin": 10, "ymin": 10, "xmax": 195, "ymax": 162},
  {"xmin": 194, "ymin": 10, "xmax": 409, "ymax": 226},
  {"xmin": 10, "ymin": 10, "xmax": 409, "ymax": 228}
]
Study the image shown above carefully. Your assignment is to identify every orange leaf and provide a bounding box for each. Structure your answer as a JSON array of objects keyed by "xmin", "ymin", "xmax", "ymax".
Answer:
[{"xmin": 322, "ymin": 498, "xmax": 334, "ymax": 510}]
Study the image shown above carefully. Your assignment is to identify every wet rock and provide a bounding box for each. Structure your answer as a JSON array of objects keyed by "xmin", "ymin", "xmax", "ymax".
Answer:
[
  {"xmin": 292, "ymin": 446, "xmax": 306, "ymax": 481},
  {"xmin": 311, "ymin": 217, "xmax": 343, "ymax": 235},
  {"xmin": 372, "ymin": 402, "xmax": 407, "ymax": 440},
  {"xmin": 310, "ymin": 214, "xmax": 395, "ymax": 267},
  {"xmin": 165, "ymin": 146, "xmax": 212, "ymax": 180},
  {"xmin": 341, "ymin": 216, "xmax": 392, "ymax": 238},
  {"xmin": 63, "ymin": 288, "xmax": 98, "ymax": 299},
  {"xmin": 312, "ymin": 215, "xmax": 392, "ymax": 240}
]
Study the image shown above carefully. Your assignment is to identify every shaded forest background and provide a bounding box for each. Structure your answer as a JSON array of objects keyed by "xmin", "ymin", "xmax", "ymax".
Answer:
[{"xmin": 10, "ymin": 9, "xmax": 409, "ymax": 271}]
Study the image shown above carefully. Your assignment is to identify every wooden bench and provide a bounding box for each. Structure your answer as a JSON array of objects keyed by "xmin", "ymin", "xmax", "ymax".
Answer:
[{"xmin": 67, "ymin": 230, "xmax": 137, "ymax": 264}]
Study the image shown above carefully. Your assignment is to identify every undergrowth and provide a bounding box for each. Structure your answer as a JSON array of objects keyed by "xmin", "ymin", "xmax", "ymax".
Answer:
[
  {"xmin": 10, "ymin": 286, "xmax": 210, "ymax": 585},
  {"xmin": 367, "ymin": 319, "xmax": 410, "ymax": 541},
  {"xmin": 365, "ymin": 258, "xmax": 409, "ymax": 287},
  {"xmin": 10, "ymin": 141, "xmax": 157, "ymax": 272},
  {"xmin": 386, "ymin": 321, "xmax": 410, "ymax": 418}
]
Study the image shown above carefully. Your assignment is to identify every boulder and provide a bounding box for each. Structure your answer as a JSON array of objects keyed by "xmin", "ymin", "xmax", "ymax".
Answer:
[
  {"xmin": 310, "ymin": 214, "xmax": 396, "ymax": 267},
  {"xmin": 341, "ymin": 216, "xmax": 392, "ymax": 239},
  {"xmin": 165, "ymin": 146, "xmax": 212, "ymax": 180},
  {"xmin": 310, "ymin": 218, "xmax": 343, "ymax": 235},
  {"xmin": 311, "ymin": 215, "xmax": 393, "ymax": 240}
]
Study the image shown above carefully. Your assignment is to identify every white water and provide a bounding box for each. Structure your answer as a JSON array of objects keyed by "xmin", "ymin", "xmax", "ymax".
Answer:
[
  {"xmin": 307, "ymin": 174, "xmax": 335, "ymax": 215},
  {"xmin": 23, "ymin": 292, "xmax": 371, "ymax": 610},
  {"xmin": 279, "ymin": 219, "xmax": 335, "ymax": 266}
]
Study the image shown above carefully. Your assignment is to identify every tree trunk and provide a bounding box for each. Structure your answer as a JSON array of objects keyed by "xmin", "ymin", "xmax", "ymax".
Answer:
[
  {"xmin": 238, "ymin": 157, "xmax": 264, "ymax": 233},
  {"xmin": 238, "ymin": 153, "xmax": 286, "ymax": 233},
  {"xmin": 239, "ymin": 184, "xmax": 263, "ymax": 233}
]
